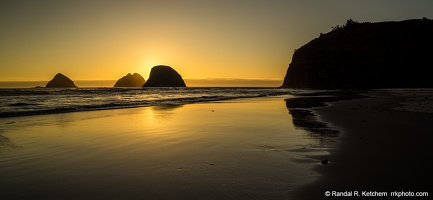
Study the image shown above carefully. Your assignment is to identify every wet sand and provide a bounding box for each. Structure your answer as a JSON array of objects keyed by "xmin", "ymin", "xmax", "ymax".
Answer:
[
  {"xmin": 0, "ymin": 96, "xmax": 328, "ymax": 200},
  {"xmin": 292, "ymin": 89, "xmax": 433, "ymax": 199}
]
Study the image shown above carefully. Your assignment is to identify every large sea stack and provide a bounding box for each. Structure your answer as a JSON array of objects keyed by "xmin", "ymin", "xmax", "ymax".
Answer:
[
  {"xmin": 281, "ymin": 19, "xmax": 433, "ymax": 89},
  {"xmin": 143, "ymin": 65, "xmax": 186, "ymax": 87},
  {"xmin": 46, "ymin": 73, "xmax": 77, "ymax": 88},
  {"xmin": 114, "ymin": 73, "xmax": 145, "ymax": 87}
]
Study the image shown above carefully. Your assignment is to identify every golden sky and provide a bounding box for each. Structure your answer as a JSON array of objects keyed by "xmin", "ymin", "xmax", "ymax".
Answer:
[{"xmin": 1, "ymin": 0, "xmax": 432, "ymax": 84}]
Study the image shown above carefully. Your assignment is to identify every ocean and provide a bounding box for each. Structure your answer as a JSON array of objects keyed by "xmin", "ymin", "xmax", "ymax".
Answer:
[{"xmin": 0, "ymin": 87, "xmax": 314, "ymax": 118}]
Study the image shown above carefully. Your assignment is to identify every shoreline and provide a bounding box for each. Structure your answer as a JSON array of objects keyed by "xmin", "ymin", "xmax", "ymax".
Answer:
[
  {"xmin": 292, "ymin": 89, "xmax": 433, "ymax": 199},
  {"xmin": 0, "ymin": 87, "xmax": 292, "ymax": 119},
  {"xmin": 0, "ymin": 95, "xmax": 319, "ymax": 199}
]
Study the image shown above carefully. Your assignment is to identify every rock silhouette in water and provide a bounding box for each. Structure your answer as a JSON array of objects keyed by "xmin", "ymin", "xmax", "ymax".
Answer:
[
  {"xmin": 143, "ymin": 65, "xmax": 186, "ymax": 87},
  {"xmin": 46, "ymin": 73, "xmax": 77, "ymax": 88},
  {"xmin": 114, "ymin": 73, "xmax": 145, "ymax": 87},
  {"xmin": 281, "ymin": 19, "xmax": 433, "ymax": 89},
  {"xmin": 321, "ymin": 159, "xmax": 329, "ymax": 165}
]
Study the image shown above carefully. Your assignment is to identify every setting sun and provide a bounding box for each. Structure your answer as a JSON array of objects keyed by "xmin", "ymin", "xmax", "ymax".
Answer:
[{"xmin": 140, "ymin": 57, "xmax": 162, "ymax": 79}]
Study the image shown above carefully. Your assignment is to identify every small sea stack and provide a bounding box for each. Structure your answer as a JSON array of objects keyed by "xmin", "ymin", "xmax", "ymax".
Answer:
[
  {"xmin": 114, "ymin": 73, "xmax": 146, "ymax": 87},
  {"xmin": 46, "ymin": 73, "xmax": 77, "ymax": 88},
  {"xmin": 143, "ymin": 65, "xmax": 186, "ymax": 87}
]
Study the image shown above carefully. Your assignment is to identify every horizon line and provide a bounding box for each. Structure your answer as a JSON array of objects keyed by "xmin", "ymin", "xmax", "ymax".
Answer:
[
  {"xmin": 0, "ymin": 79, "xmax": 283, "ymax": 88},
  {"xmin": 0, "ymin": 78, "xmax": 283, "ymax": 82}
]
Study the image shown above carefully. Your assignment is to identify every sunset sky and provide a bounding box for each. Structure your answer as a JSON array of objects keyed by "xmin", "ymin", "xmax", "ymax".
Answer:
[{"xmin": 1, "ymin": 0, "xmax": 432, "ymax": 86}]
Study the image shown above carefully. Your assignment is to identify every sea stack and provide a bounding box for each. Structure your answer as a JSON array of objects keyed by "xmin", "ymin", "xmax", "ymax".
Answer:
[
  {"xmin": 114, "ymin": 73, "xmax": 146, "ymax": 87},
  {"xmin": 281, "ymin": 19, "xmax": 433, "ymax": 89},
  {"xmin": 143, "ymin": 65, "xmax": 186, "ymax": 87},
  {"xmin": 46, "ymin": 73, "xmax": 77, "ymax": 88}
]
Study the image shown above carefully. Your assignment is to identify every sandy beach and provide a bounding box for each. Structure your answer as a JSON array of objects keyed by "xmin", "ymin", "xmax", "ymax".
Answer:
[
  {"xmin": 1, "ymin": 90, "xmax": 432, "ymax": 199},
  {"xmin": 292, "ymin": 89, "xmax": 433, "ymax": 199}
]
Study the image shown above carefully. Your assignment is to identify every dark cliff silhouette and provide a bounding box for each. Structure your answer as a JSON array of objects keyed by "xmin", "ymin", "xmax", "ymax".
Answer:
[
  {"xmin": 143, "ymin": 65, "xmax": 186, "ymax": 87},
  {"xmin": 114, "ymin": 73, "xmax": 145, "ymax": 87},
  {"xmin": 45, "ymin": 73, "xmax": 77, "ymax": 88},
  {"xmin": 281, "ymin": 19, "xmax": 433, "ymax": 89}
]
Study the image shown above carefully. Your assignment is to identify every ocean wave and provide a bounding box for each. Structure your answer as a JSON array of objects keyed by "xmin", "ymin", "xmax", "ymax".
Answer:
[{"xmin": 0, "ymin": 87, "xmax": 317, "ymax": 118}]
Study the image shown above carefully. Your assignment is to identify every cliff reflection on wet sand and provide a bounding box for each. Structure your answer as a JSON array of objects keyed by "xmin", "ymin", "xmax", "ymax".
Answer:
[{"xmin": 284, "ymin": 91, "xmax": 366, "ymax": 161}]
